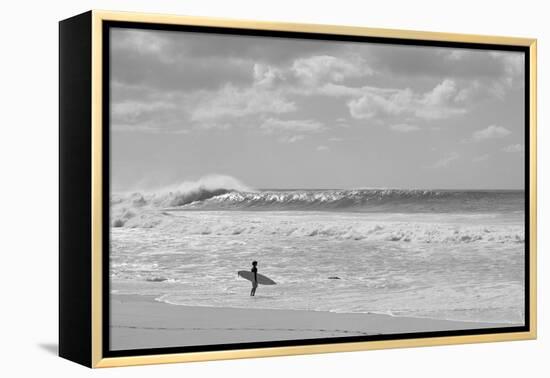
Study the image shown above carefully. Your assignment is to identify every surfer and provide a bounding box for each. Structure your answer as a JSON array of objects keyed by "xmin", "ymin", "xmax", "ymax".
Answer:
[
  {"xmin": 250, "ymin": 261, "xmax": 258, "ymax": 296},
  {"xmin": 237, "ymin": 263, "xmax": 275, "ymax": 293}
]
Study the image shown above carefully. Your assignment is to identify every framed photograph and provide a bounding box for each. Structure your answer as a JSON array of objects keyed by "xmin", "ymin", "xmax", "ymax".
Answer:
[{"xmin": 59, "ymin": 10, "xmax": 537, "ymax": 368}]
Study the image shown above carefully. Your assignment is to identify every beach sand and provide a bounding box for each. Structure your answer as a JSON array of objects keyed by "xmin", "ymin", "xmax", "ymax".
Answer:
[{"xmin": 110, "ymin": 294, "xmax": 517, "ymax": 351}]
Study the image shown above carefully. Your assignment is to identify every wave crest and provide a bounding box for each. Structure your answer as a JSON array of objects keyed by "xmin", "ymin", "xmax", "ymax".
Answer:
[
  {"xmin": 111, "ymin": 175, "xmax": 252, "ymax": 226},
  {"xmin": 178, "ymin": 188, "xmax": 523, "ymax": 213}
]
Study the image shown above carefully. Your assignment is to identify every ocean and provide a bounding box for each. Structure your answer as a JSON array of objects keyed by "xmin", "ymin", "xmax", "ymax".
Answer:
[{"xmin": 110, "ymin": 184, "xmax": 525, "ymax": 325}]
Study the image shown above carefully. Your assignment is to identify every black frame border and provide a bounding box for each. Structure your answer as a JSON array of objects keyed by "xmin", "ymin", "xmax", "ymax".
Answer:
[{"xmin": 101, "ymin": 20, "xmax": 531, "ymax": 359}]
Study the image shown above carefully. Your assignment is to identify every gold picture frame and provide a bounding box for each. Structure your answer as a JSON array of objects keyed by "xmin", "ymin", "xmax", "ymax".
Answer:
[{"xmin": 59, "ymin": 10, "xmax": 537, "ymax": 368}]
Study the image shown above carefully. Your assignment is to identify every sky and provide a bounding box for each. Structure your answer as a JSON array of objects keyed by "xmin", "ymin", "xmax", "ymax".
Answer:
[{"xmin": 110, "ymin": 27, "xmax": 525, "ymax": 191}]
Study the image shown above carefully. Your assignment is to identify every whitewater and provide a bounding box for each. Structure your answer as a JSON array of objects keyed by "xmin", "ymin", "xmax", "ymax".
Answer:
[{"xmin": 110, "ymin": 176, "xmax": 525, "ymax": 325}]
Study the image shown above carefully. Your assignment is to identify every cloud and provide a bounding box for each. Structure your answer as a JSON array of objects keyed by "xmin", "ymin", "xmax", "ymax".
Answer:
[
  {"xmin": 251, "ymin": 55, "xmax": 374, "ymax": 99},
  {"xmin": 260, "ymin": 118, "xmax": 324, "ymax": 133},
  {"xmin": 183, "ymin": 53, "xmax": 376, "ymax": 128},
  {"xmin": 112, "ymin": 124, "xmax": 185, "ymax": 134},
  {"xmin": 112, "ymin": 100, "xmax": 175, "ymax": 120},
  {"xmin": 113, "ymin": 28, "xmax": 523, "ymax": 89},
  {"xmin": 367, "ymin": 43, "xmax": 523, "ymax": 82},
  {"xmin": 473, "ymin": 154, "xmax": 490, "ymax": 162},
  {"xmin": 347, "ymin": 79, "xmax": 467, "ymax": 121},
  {"xmin": 253, "ymin": 63, "xmax": 285, "ymax": 87},
  {"xmin": 348, "ymin": 88, "xmax": 411, "ymax": 119},
  {"xmin": 335, "ymin": 118, "xmax": 352, "ymax": 128},
  {"xmin": 316, "ymin": 145, "xmax": 329, "ymax": 152},
  {"xmin": 490, "ymin": 52, "xmax": 525, "ymax": 82},
  {"xmin": 291, "ymin": 55, "xmax": 372, "ymax": 86},
  {"xmin": 279, "ymin": 135, "xmax": 306, "ymax": 143},
  {"xmin": 190, "ymin": 84, "xmax": 296, "ymax": 122},
  {"xmin": 502, "ymin": 144, "xmax": 524, "ymax": 153},
  {"xmin": 328, "ymin": 137, "xmax": 344, "ymax": 142},
  {"xmin": 111, "ymin": 30, "xmax": 254, "ymax": 92},
  {"xmin": 390, "ymin": 123, "xmax": 420, "ymax": 133},
  {"xmin": 110, "ymin": 28, "xmax": 522, "ymax": 138},
  {"xmin": 110, "ymin": 87, "xmax": 193, "ymax": 133},
  {"xmin": 430, "ymin": 152, "xmax": 459, "ymax": 168},
  {"xmin": 111, "ymin": 29, "xmax": 168, "ymax": 56},
  {"xmin": 416, "ymin": 79, "xmax": 467, "ymax": 119},
  {"xmin": 362, "ymin": 45, "xmax": 524, "ymax": 105},
  {"xmin": 443, "ymin": 49, "xmax": 468, "ymax": 61},
  {"xmin": 472, "ymin": 125, "xmax": 512, "ymax": 142},
  {"xmin": 422, "ymin": 79, "xmax": 457, "ymax": 105}
]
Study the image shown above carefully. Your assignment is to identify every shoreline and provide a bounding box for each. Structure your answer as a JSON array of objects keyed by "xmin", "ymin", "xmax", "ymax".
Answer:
[{"xmin": 110, "ymin": 294, "xmax": 521, "ymax": 351}]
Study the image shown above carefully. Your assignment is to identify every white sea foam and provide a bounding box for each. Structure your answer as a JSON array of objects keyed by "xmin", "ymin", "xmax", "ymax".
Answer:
[
  {"xmin": 110, "ymin": 210, "xmax": 525, "ymax": 324},
  {"xmin": 113, "ymin": 209, "xmax": 524, "ymax": 244}
]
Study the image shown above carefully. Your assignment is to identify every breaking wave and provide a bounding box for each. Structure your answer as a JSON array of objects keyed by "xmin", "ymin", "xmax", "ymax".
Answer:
[
  {"xmin": 179, "ymin": 189, "xmax": 523, "ymax": 213},
  {"xmin": 110, "ymin": 175, "xmax": 524, "ymax": 229},
  {"xmin": 111, "ymin": 175, "xmax": 251, "ymax": 226}
]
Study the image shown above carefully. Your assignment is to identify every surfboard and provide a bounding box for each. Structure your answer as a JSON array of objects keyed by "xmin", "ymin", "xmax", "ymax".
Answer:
[{"xmin": 238, "ymin": 271, "xmax": 277, "ymax": 285}]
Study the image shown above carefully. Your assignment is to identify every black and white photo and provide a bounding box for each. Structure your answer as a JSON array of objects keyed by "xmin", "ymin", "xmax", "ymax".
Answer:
[{"xmin": 107, "ymin": 25, "xmax": 528, "ymax": 352}]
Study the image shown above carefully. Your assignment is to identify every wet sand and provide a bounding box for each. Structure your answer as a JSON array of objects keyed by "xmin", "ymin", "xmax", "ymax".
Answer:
[{"xmin": 110, "ymin": 294, "xmax": 514, "ymax": 351}]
